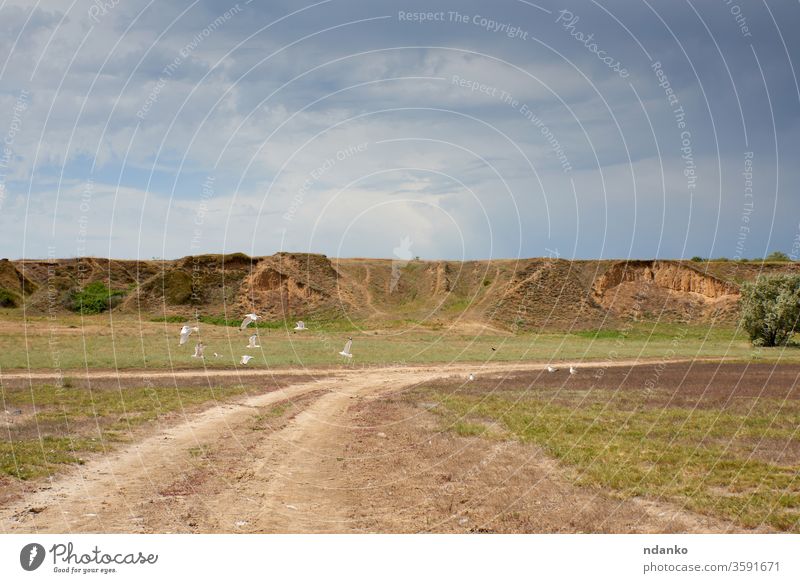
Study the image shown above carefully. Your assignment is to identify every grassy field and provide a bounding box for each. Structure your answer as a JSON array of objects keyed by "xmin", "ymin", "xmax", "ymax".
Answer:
[
  {"xmin": 0, "ymin": 382, "xmax": 261, "ymax": 480},
  {"xmin": 417, "ymin": 371, "xmax": 800, "ymax": 532},
  {"xmin": 0, "ymin": 310, "xmax": 796, "ymax": 371}
]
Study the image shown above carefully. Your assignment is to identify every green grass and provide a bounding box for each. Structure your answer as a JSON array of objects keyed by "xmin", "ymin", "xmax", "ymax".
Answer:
[
  {"xmin": 452, "ymin": 420, "xmax": 489, "ymax": 437},
  {"xmin": 425, "ymin": 387, "xmax": 800, "ymax": 532},
  {"xmin": 0, "ymin": 382, "xmax": 254, "ymax": 480},
  {"xmin": 150, "ymin": 313, "xmax": 362, "ymax": 331},
  {"xmin": 571, "ymin": 329, "xmax": 629, "ymax": 340},
  {"xmin": 1, "ymin": 312, "xmax": 799, "ymax": 370}
]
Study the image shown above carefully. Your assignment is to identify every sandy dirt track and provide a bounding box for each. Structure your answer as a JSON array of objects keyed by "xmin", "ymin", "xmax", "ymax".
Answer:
[
  {"xmin": 1, "ymin": 361, "xmax": 745, "ymax": 533},
  {"xmin": 0, "ymin": 358, "xmax": 688, "ymax": 383}
]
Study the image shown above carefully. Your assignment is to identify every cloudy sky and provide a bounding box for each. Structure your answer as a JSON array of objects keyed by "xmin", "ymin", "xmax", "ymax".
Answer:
[{"xmin": 0, "ymin": 0, "xmax": 798, "ymax": 261}]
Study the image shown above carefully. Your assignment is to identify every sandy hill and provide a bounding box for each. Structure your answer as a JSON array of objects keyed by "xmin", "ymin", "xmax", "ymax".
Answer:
[{"xmin": 2, "ymin": 254, "xmax": 798, "ymax": 329}]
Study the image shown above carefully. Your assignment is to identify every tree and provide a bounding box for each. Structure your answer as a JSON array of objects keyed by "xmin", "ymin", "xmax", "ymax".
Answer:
[
  {"xmin": 765, "ymin": 251, "xmax": 791, "ymax": 262},
  {"xmin": 740, "ymin": 275, "xmax": 800, "ymax": 346}
]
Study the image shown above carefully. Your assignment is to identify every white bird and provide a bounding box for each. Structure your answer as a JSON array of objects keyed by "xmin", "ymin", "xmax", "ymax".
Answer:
[
  {"xmin": 338, "ymin": 337, "xmax": 353, "ymax": 359},
  {"xmin": 213, "ymin": 352, "xmax": 222, "ymax": 358},
  {"xmin": 468, "ymin": 373, "xmax": 475, "ymax": 381},
  {"xmin": 179, "ymin": 325, "xmax": 199, "ymax": 346},
  {"xmin": 191, "ymin": 342, "xmax": 204, "ymax": 359},
  {"xmin": 569, "ymin": 365, "xmax": 578, "ymax": 375},
  {"xmin": 546, "ymin": 366, "xmax": 558, "ymax": 373},
  {"xmin": 247, "ymin": 334, "xmax": 260, "ymax": 348},
  {"xmin": 240, "ymin": 355, "xmax": 254, "ymax": 365},
  {"xmin": 294, "ymin": 321, "xmax": 306, "ymax": 331},
  {"xmin": 240, "ymin": 313, "xmax": 259, "ymax": 330}
]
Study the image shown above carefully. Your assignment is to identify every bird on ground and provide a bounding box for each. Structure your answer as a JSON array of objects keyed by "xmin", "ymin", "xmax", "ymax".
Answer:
[
  {"xmin": 191, "ymin": 342, "xmax": 205, "ymax": 359},
  {"xmin": 546, "ymin": 366, "xmax": 558, "ymax": 373},
  {"xmin": 247, "ymin": 334, "xmax": 260, "ymax": 348},
  {"xmin": 294, "ymin": 321, "xmax": 306, "ymax": 331},
  {"xmin": 339, "ymin": 337, "xmax": 353, "ymax": 359},
  {"xmin": 491, "ymin": 347, "xmax": 496, "ymax": 352},
  {"xmin": 240, "ymin": 355, "xmax": 254, "ymax": 365},
  {"xmin": 179, "ymin": 325, "xmax": 199, "ymax": 346},
  {"xmin": 240, "ymin": 313, "xmax": 259, "ymax": 330},
  {"xmin": 468, "ymin": 373, "xmax": 475, "ymax": 381},
  {"xmin": 569, "ymin": 365, "xmax": 578, "ymax": 375},
  {"xmin": 213, "ymin": 352, "xmax": 222, "ymax": 358}
]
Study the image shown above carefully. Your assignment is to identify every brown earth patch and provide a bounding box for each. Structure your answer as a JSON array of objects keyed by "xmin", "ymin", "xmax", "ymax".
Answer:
[{"xmin": 340, "ymin": 395, "xmax": 743, "ymax": 533}]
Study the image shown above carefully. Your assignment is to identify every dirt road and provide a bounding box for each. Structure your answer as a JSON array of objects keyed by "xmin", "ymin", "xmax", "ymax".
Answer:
[{"xmin": 1, "ymin": 361, "xmax": 744, "ymax": 533}]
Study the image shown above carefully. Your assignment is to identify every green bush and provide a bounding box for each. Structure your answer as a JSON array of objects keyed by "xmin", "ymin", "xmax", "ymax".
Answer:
[
  {"xmin": 690, "ymin": 256, "xmax": 704, "ymax": 262},
  {"xmin": 765, "ymin": 251, "xmax": 791, "ymax": 262},
  {"xmin": 150, "ymin": 315, "xmax": 188, "ymax": 323},
  {"xmin": 740, "ymin": 275, "xmax": 800, "ymax": 346},
  {"xmin": 0, "ymin": 288, "xmax": 19, "ymax": 308},
  {"xmin": 69, "ymin": 282, "xmax": 124, "ymax": 314}
]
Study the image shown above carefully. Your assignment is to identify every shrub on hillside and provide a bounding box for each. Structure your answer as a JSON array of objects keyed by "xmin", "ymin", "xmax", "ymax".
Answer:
[
  {"xmin": 68, "ymin": 281, "xmax": 124, "ymax": 314},
  {"xmin": 740, "ymin": 275, "xmax": 800, "ymax": 346},
  {"xmin": 0, "ymin": 288, "xmax": 19, "ymax": 308}
]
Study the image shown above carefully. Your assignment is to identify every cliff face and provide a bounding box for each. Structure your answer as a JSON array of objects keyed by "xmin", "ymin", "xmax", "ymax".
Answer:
[
  {"xmin": 591, "ymin": 260, "xmax": 740, "ymax": 321},
  {"xmin": 6, "ymin": 254, "xmax": 793, "ymax": 328},
  {"xmin": 240, "ymin": 253, "xmax": 347, "ymax": 319},
  {"xmin": 592, "ymin": 260, "xmax": 738, "ymax": 299}
]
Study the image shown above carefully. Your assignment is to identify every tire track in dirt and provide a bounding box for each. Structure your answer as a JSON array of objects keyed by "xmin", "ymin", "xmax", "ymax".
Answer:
[
  {"xmin": 1, "ymin": 376, "xmax": 339, "ymax": 533},
  {"xmin": 0, "ymin": 366, "xmax": 446, "ymax": 533},
  {"xmin": 2, "ymin": 360, "xmax": 724, "ymax": 534},
  {"xmin": 200, "ymin": 368, "xmax": 443, "ymax": 533}
]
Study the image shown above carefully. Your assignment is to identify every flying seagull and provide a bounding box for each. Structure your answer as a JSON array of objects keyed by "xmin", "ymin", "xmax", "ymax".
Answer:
[
  {"xmin": 339, "ymin": 337, "xmax": 353, "ymax": 359},
  {"xmin": 569, "ymin": 366, "xmax": 578, "ymax": 375},
  {"xmin": 546, "ymin": 366, "xmax": 558, "ymax": 373},
  {"xmin": 240, "ymin": 313, "xmax": 259, "ymax": 330},
  {"xmin": 179, "ymin": 325, "xmax": 199, "ymax": 346},
  {"xmin": 247, "ymin": 333, "xmax": 260, "ymax": 348},
  {"xmin": 240, "ymin": 355, "xmax": 254, "ymax": 365},
  {"xmin": 294, "ymin": 321, "xmax": 306, "ymax": 331}
]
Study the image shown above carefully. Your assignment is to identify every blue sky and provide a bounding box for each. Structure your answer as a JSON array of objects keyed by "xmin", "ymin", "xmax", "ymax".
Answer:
[{"xmin": 0, "ymin": 0, "xmax": 798, "ymax": 261}]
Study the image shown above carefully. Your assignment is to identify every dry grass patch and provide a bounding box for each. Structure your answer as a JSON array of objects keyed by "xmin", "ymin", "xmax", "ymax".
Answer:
[{"xmin": 414, "ymin": 378, "xmax": 800, "ymax": 532}]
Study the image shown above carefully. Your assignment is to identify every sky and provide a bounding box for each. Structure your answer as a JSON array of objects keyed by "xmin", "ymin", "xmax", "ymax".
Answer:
[{"xmin": 0, "ymin": 0, "xmax": 798, "ymax": 261}]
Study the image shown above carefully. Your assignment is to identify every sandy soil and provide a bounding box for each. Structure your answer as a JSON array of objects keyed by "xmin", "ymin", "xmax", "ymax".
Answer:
[{"xmin": 0, "ymin": 361, "xmax": 751, "ymax": 533}]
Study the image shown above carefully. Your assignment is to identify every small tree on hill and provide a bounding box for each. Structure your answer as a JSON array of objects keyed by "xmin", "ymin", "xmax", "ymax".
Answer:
[
  {"xmin": 765, "ymin": 251, "xmax": 791, "ymax": 262},
  {"xmin": 740, "ymin": 275, "xmax": 800, "ymax": 346}
]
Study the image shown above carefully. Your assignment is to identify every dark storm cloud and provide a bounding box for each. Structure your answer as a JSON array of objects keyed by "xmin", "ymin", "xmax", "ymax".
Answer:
[{"xmin": 0, "ymin": 0, "xmax": 797, "ymax": 260}]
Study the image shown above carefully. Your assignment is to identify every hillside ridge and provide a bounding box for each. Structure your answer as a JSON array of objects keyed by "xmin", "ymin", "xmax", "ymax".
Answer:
[{"xmin": 2, "ymin": 254, "xmax": 797, "ymax": 328}]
